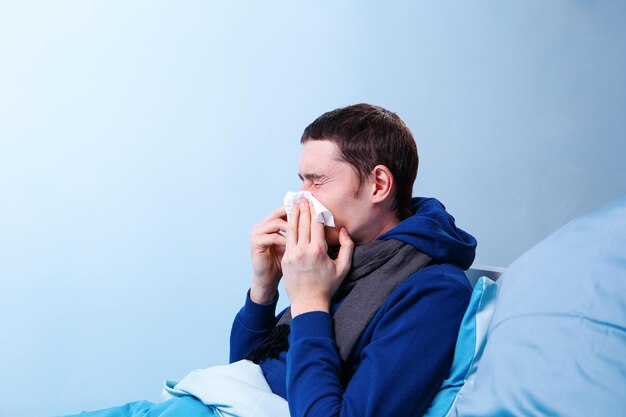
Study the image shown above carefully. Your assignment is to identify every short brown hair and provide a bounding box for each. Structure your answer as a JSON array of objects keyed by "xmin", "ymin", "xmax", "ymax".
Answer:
[{"xmin": 301, "ymin": 103, "xmax": 418, "ymax": 220}]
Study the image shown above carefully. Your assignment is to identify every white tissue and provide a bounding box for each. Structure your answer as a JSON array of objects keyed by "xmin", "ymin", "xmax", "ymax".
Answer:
[{"xmin": 283, "ymin": 191, "xmax": 335, "ymax": 227}]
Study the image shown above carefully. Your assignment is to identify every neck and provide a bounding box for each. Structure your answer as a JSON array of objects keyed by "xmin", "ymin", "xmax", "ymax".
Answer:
[{"xmin": 358, "ymin": 212, "xmax": 400, "ymax": 243}]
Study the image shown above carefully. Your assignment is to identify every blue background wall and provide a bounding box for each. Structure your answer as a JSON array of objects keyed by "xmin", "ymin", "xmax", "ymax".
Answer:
[{"xmin": 1, "ymin": 1, "xmax": 624, "ymax": 416}]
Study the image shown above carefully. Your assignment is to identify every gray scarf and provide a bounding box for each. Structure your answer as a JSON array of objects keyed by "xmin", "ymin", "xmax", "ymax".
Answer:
[{"xmin": 247, "ymin": 239, "xmax": 431, "ymax": 363}]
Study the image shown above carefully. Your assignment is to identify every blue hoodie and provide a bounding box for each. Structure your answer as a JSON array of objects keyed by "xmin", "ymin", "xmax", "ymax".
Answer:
[{"xmin": 230, "ymin": 197, "xmax": 477, "ymax": 417}]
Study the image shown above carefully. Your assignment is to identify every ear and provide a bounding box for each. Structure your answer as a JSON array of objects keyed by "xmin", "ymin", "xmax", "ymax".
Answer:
[{"xmin": 369, "ymin": 165, "xmax": 395, "ymax": 204}]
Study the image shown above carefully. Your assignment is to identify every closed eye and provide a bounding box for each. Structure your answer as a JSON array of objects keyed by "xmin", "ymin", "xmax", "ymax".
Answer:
[
  {"xmin": 313, "ymin": 178, "xmax": 330, "ymax": 187},
  {"xmin": 298, "ymin": 173, "xmax": 328, "ymax": 186}
]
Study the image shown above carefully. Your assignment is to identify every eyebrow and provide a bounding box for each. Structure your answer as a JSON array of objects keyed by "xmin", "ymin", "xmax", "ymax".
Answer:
[{"xmin": 298, "ymin": 173, "xmax": 325, "ymax": 181}]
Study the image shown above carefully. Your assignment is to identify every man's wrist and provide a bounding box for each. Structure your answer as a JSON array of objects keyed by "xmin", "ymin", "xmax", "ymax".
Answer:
[
  {"xmin": 250, "ymin": 282, "xmax": 279, "ymax": 305},
  {"xmin": 290, "ymin": 296, "xmax": 330, "ymax": 317}
]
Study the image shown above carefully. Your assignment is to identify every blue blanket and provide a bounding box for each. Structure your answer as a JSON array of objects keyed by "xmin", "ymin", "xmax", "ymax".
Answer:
[{"xmin": 57, "ymin": 397, "xmax": 218, "ymax": 417}]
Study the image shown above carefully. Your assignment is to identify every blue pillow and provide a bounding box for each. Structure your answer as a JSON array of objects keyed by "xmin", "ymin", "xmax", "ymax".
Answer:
[
  {"xmin": 423, "ymin": 275, "xmax": 498, "ymax": 417},
  {"xmin": 453, "ymin": 195, "xmax": 626, "ymax": 416}
]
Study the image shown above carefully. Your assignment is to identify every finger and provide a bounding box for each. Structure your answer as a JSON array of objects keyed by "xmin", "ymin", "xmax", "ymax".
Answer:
[
  {"xmin": 253, "ymin": 218, "xmax": 288, "ymax": 236},
  {"xmin": 286, "ymin": 202, "xmax": 299, "ymax": 247},
  {"xmin": 298, "ymin": 200, "xmax": 311, "ymax": 244},
  {"xmin": 309, "ymin": 201, "xmax": 326, "ymax": 245},
  {"xmin": 266, "ymin": 206, "xmax": 287, "ymax": 219},
  {"xmin": 335, "ymin": 227, "xmax": 355, "ymax": 278},
  {"xmin": 253, "ymin": 234, "xmax": 286, "ymax": 249}
]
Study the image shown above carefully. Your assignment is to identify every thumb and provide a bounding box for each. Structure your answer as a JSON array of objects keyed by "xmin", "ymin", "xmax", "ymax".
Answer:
[{"xmin": 335, "ymin": 227, "xmax": 354, "ymax": 278}]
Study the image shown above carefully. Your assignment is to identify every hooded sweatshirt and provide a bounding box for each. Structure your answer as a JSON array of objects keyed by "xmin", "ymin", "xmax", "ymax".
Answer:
[{"xmin": 229, "ymin": 197, "xmax": 477, "ymax": 417}]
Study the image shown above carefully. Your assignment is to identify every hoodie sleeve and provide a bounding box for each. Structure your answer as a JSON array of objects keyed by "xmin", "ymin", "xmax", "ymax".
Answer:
[
  {"xmin": 286, "ymin": 268, "xmax": 471, "ymax": 417},
  {"xmin": 229, "ymin": 290, "xmax": 279, "ymax": 363}
]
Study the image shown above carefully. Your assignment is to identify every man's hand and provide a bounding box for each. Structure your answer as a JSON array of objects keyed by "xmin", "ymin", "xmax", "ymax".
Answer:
[
  {"xmin": 250, "ymin": 206, "xmax": 288, "ymax": 304},
  {"xmin": 282, "ymin": 199, "xmax": 354, "ymax": 317}
]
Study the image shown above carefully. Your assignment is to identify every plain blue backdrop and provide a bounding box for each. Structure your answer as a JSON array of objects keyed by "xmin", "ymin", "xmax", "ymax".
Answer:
[{"xmin": 1, "ymin": 1, "xmax": 625, "ymax": 416}]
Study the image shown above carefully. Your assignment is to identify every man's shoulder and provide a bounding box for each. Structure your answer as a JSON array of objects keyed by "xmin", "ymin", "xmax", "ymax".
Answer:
[
  {"xmin": 417, "ymin": 263, "xmax": 472, "ymax": 290},
  {"xmin": 389, "ymin": 263, "xmax": 473, "ymax": 304}
]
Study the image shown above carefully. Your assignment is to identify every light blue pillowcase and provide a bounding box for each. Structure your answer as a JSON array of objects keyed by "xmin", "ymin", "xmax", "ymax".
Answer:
[
  {"xmin": 452, "ymin": 195, "xmax": 626, "ymax": 416},
  {"xmin": 423, "ymin": 275, "xmax": 498, "ymax": 417}
]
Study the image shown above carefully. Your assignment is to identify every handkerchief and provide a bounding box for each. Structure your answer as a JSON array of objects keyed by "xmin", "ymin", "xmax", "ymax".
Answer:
[{"xmin": 283, "ymin": 191, "xmax": 335, "ymax": 227}]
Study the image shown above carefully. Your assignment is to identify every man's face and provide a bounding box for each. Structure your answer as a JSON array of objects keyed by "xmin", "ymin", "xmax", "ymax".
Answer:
[{"xmin": 298, "ymin": 140, "xmax": 372, "ymax": 246}]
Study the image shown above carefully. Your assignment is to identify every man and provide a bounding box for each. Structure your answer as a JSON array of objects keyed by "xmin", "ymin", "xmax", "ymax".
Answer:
[
  {"xmin": 59, "ymin": 104, "xmax": 476, "ymax": 417},
  {"xmin": 230, "ymin": 103, "xmax": 476, "ymax": 417}
]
